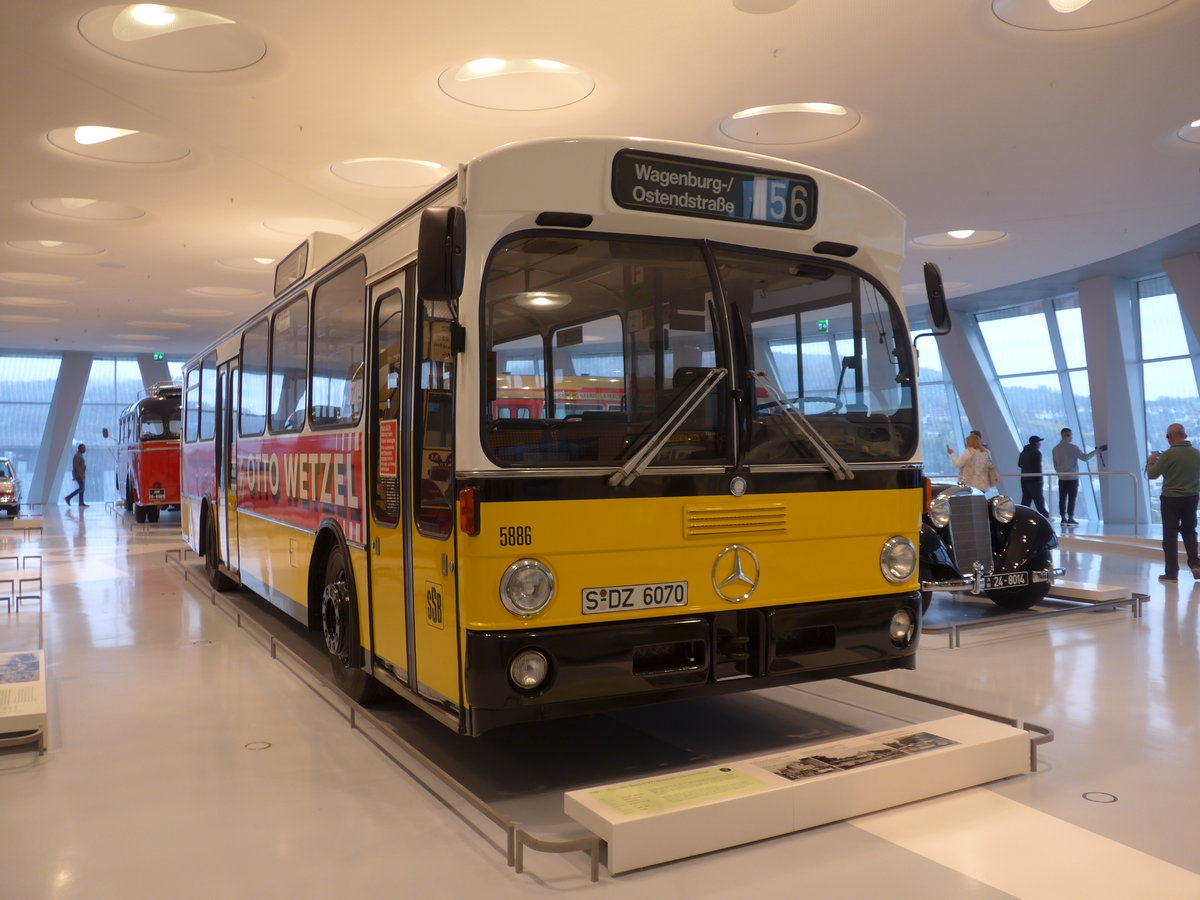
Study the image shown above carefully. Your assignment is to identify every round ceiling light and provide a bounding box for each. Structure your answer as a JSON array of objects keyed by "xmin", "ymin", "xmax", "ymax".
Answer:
[
  {"xmin": 77, "ymin": 5, "xmax": 266, "ymax": 72},
  {"xmin": 31, "ymin": 197, "xmax": 145, "ymax": 220},
  {"xmin": 186, "ymin": 286, "xmax": 261, "ymax": 297},
  {"xmin": 112, "ymin": 333, "xmax": 165, "ymax": 341},
  {"xmin": 0, "ymin": 312, "xmax": 60, "ymax": 325},
  {"xmin": 1176, "ymin": 119, "xmax": 1200, "ymax": 144},
  {"xmin": 0, "ymin": 272, "xmax": 84, "ymax": 286},
  {"xmin": 720, "ymin": 103, "xmax": 861, "ymax": 144},
  {"xmin": 47, "ymin": 125, "xmax": 189, "ymax": 164},
  {"xmin": 438, "ymin": 58, "xmax": 594, "ymax": 110},
  {"xmin": 7, "ymin": 239, "xmax": 105, "ymax": 256},
  {"xmin": 331, "ymin": 157, "xmax": 449, "ymax": 189},
  {"xmin": 911, "ymin": 230, "xmax": 1008, "ymax": 248},
  {"xmin": 991, "ymin": 0, "xmax": 1179, "ymax": 30},
  {"xmin": 733, "ymin": 0, "xmax": 798, "ymax": 11},
  {"xmin": 217, "ymin": 257, "xmax": 276, "ymax": 272},
  {"xmin": 263, "ymin": 217, "xmax": 361, "ymax": 237},
  {"xmin": 0, "ymin": 296, "xmax": 73, "ymax": 308},
  {"xmin": 127, "ymin": 319, "xmax": 191, "ymax": 329},
  {"xmin": 160, "ymin": 306, "xmax": 234, "ymax": 318}
]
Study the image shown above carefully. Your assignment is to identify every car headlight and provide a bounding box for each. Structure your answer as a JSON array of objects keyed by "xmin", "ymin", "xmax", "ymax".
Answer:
[
  {"xmin": 880, "ymin": 536, "xmax": 917, "ymax": 583},
  {"xmin": 990, "ymin": 495, "xmax": 1015, "ymax": 524},
  {"xmin": 928, "ymin": 495, "xmax": 950, "ymax": 528},
  {"xmin": 499, "ymin": 559, "xmax": 555, "ymax": 616},
  {"xmin": 508, "ymin": 649, "xmax": 550, "ymax": 690}
]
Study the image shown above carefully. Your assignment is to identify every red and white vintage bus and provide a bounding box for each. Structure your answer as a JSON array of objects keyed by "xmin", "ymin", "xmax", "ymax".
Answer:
[{"xmin": 116, "ymin": 381, "xmax": 182, "ymax": 523}]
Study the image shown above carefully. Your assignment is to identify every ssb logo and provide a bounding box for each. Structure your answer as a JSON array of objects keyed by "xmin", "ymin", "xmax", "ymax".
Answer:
[{"xmin": 425, "ymin": 581, "xmax": 444, "ymax": 629}]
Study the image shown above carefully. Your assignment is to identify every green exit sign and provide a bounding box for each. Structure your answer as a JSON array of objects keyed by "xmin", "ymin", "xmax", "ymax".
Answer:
[
  {"xmin": 153, "ymin": 353, "xmax": 165, "ymax": 361},
  {"xmin": 816, "ymin": 320, "xmax": 829, "ymax": 334}
]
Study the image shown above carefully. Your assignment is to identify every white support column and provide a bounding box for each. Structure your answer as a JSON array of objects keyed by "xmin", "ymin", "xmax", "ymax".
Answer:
[
  {"xmin": 137, "ymin": 354, "xmax": 172, "ymax": 390},
  {"xmin": 934, "ymin": 308, "xmax": 1020, "ymax": 496},
  {"xmin": 28, "ymin": 352, "xmax": 93, "ymax": 509},
  {"xmin": 1163, "ymin": 252, "xmax": 1200, "ymax": 347},
  {"xmin": 1078, "ymin": 276, "xmax": 1146, "ymax": 527}
]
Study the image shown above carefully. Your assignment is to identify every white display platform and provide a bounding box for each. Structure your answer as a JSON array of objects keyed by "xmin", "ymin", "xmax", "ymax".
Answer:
[
  {"xmin": 0, "ymin": 649, "xmax": 47, "ymax": 753},
  {"xmin": 564, "ymin": 713, "xmax": 1029, "ymax": 873},
  {"xmin": 1049, "ymin": 580, "xmax": 1131, "ymax": 602}
]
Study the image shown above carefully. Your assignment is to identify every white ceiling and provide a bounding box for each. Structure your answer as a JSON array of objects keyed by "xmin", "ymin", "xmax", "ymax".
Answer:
[{"xmin": 2, "ymin": 0, "xmax": 1199, "ymax": 357}]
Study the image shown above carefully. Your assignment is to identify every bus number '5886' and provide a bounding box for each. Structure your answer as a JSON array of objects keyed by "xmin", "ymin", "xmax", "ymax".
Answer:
[{"xmin": 499, "ymin": 526, "xmax": 532, "ymax": 547}]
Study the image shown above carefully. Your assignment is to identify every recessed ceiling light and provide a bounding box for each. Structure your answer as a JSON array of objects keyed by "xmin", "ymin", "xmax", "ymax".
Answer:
[
  {"xmin": 127, "ymin": 320, "xmax": 191, "ymax": 329},
  {"xmin": 331, "ymin": 157, "xmax": 448, "ymax": 189},
  {"xmin": 0, "ymin": 272, "xmax": 84, "ymax": 286},
  {"xmin": 911, "ymin": 230, "xmax": 1008, "ymax": 248},
  {"xmin": 1176, "ymin": 119, "xmax": 1200, "ymax": 144},
  {"xmin": 439, "ymin": 58, "xmax": 594, "ymax": 110},
  {"xmin": 992, "ymin": 0, "xmax": 1179, "ymax": 30},
  {"xmin": 31, "ymin": 197, "xmax": 144, "ymax": 220},
  {"xmin": 186, "ymin": 286, "xmax": 261, "ymax": 298},
  {"xmin": 733, "ymin": 0, "xmax": 798, "ymax": 11},
  {"xmin": 263, "ymin": 217, "xmax": 362, "ymax": 237},
  {"xmin": 0, "ymin": 312, "xmax": 60, "ymax": 324},
  {"xmin": 720, "ymin": 103, "xmax": 861, "ymax": 144},
  {"xmin": 112, "ymin": 333, "xmax": 165, "ymax": 341},
  {"xmin": 0, "ymin": 296, "xmax": 73, "ymax": 309},
  {"xmin": 7, "ymin": 239, "xmax": 105, "ymax": 256},
  {"xmin": 161, "ymin": 307, "xmax": 235, "ymax": 318},
  {"xmin": 47, "ymin": 125, "xmax": 189, "ymax": 164},
  {"xmin": 78, "ymin": 5, "xmax": 266, "ymax": 72},
  {"xmin": 217, "ymin": 257, "xmax": 276, "ymax": 271},
  {"xmin": 513, "ymin": 291, "xmax": 571, "ymax": 309}
]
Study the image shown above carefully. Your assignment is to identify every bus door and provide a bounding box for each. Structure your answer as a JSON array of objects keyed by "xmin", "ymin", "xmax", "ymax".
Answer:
[
  {"xmin": 369, "ymin": 277, "xmax": 461, "ymax": 714},
  {"xmin": 215, "ymin": 359, "xmax": 240, "ymax": 575}
]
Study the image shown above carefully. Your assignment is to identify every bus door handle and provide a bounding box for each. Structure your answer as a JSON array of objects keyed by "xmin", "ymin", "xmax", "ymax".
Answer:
[{"xmin": 371, "ymin": 537, "xmax": 381, "ymax": 555}]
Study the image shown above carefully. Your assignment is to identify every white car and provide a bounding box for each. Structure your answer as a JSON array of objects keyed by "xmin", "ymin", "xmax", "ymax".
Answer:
[{"xmin": 0, "ymin": 457, "xmax": 21, "ymax": 516}]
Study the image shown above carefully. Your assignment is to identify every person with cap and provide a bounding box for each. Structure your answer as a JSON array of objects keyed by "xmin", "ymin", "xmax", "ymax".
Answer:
[
  {"xmin": 1052, "ymin": 427, "xmax": 1104, "ymax": 525},
  {"xmin": 1018, "ymin": 435, "xmax": 1049, "ymax": 517},
  {"xmin": 1146, "ymin": 422, "xmax": 1200, "ymax": 584}
]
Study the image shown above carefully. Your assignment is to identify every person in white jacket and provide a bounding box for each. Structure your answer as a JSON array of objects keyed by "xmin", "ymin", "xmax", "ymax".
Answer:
[{"xmin": 946, "ymin": 433, "xmax": 998, "ymax": 493}]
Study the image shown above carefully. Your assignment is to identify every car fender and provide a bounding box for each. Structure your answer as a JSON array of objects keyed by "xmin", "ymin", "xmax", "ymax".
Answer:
[{"xmin": 995, "ymin": 505, "xmax": 1058, "ymax": 571}]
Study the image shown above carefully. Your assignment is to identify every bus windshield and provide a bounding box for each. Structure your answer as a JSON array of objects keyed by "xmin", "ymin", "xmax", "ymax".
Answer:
[
  {"xmin": 137, "ymin": 398, "xmax": 182, "ymax": 441},
  {"xmin": 482, "ymin": 234, "xmax": 915, "ymax": 468}
]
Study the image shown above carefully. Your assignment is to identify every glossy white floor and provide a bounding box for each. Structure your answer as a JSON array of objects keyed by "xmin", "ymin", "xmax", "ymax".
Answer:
[{"xmin": 3, "ymin": 508, "xmax": 1200, "ymax": 899}]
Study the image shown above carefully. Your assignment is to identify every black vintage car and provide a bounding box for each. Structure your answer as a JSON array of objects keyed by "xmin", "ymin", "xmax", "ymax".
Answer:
[{"xmin": 919, "ymin": 483, "xmax": 1065, "ymax": 611}]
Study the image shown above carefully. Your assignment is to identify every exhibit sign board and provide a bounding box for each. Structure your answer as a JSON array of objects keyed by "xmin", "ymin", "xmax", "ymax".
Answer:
[
  {"xmin": 564, "ymin": 714, "xmax": 1029, "ymax": 873},
  {"xmin": 0, "ymin": 649, "xmax": 47, "ymax": 751}
]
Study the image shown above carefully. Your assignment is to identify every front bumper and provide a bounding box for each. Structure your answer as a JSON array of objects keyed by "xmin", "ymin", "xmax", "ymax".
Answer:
[
  {"xmin": 922, "ymin": 564, "xmax": 1065, "ymax": 595},
  {"xmin": 462, "ymin": 594, "xmax": 920, "ymax": 734}
]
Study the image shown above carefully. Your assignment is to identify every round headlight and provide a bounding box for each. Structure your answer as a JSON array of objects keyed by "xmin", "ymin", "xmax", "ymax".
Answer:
[
  {"xmin": 991, "ymin": 495, "xmax": 1015, "ymax": 524},
  {"xmin": 880, "ymin": 536, "xmax": 917, "ymax": 583},
  {"xmin": 509, "ymin": 649, "xmax": 550, "ymax": 690},
  {"xmin": 928, "ymin": 495, "xmax": 951, "ymax": 528},
  {"xmin": 500, "ymin": 559, "xmax": 555, "ymax": 616},
  {"xmin": 890, "ymin": 608, "xmax": 916, "ymax": 645}
]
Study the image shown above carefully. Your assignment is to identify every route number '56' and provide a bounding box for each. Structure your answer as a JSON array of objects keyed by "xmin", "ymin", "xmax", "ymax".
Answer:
[{"xmin": 499, "ymin": 525, "xmax": 532, "ymax": 547}]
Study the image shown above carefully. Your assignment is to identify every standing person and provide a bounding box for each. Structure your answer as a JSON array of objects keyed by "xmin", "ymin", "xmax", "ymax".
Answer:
[
  {"xmin": 63, "ymin": 443, "xmax": 88, "ymax": 508},
  {"xmin": 1146, "ymin": 423, "xmax": 1200, "ymax": 584},
  {"xmin": 1018, "ymin": 435, "xmax": 1049, "ymax": 516},
  {"xmin": 946, "ymin": 433, "xmax": 998, "ymax": 493},
  {"xmin": 1052, "ymin": 427, "xmax": 1099, "ymax": 525}
]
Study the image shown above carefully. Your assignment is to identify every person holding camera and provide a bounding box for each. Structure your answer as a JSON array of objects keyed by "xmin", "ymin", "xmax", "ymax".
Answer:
[{"xmin": 1146, "ymin": 423, "xmax": 1200, "ymax": 584}]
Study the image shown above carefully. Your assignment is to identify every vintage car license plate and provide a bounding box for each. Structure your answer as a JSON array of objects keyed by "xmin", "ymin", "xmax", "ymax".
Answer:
[
  {"xmin": 582, "ymin": 581, "xmax": 688, "ymax": 615},
  {"xmin": 983, "ymin": 571, "xmax": 1029, "ymax": 590}
]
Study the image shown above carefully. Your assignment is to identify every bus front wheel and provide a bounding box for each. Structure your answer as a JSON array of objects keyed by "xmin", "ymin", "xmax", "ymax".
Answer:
[{"xmin": 321, "ymin": 546, "xmax": 380, "ymax": 705}]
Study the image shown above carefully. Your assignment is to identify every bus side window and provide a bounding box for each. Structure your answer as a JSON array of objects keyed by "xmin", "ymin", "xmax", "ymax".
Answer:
[
  {"xmin": 270, "ymin": 294, "xmax": 308, "ymax": 433},
  {"xmin": 185, "ymin": 366, "xmax": 200, "ymax": 442},
  {"xmin": 198, "ymin": 351, "xmax": 217, "ymax": 442},
  {"xmin": 240, "ymin": 318, "xmax": 269, "ymax": 437},
  {"xmin": 310, "ymin": 259, "xmax": 366, "ymax": 428}
]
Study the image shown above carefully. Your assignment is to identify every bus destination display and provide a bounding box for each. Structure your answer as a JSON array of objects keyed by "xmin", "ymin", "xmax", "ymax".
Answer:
[{"xmin": 612, "ymin": 150, "xmax": 817, "ymax": 230}]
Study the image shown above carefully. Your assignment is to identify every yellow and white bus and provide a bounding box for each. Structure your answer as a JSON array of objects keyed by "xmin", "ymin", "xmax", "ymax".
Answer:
[{"xmin": 182, "ymin": 137, "xmax": 940, "ymax": 735}]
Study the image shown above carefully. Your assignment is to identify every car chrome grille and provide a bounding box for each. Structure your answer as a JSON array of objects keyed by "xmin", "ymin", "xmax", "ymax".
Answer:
[
  {"xmin": 684, "ymin": 504, "xmax": 786, "ymax": 538},
  {"xmin": 947, "ymin": 493, "xmax": 992, "ymax": 573}
]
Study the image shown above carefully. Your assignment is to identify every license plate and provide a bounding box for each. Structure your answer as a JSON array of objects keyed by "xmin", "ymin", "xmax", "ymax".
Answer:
[
  {"xmin": 983, "ymin": 571, "xmax": 1029, "ymax": 590},
  {"xmin": 582, "ymin": 581, "xmax": 688, "ymax": 615},
  {"xmin": 149, "ymin": 488, "xmax": 166, "ymax": 501}
]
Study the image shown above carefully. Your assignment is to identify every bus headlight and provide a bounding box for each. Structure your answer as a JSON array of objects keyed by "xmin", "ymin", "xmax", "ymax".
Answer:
[
  {"xmin": 990, "ymin": 495, "xmax": 1016, "ymax": 524},
  {"xmin": 880, "ymin": 536, "xmax": 917, "ymax": 583},
  {"xmin": 928, "ymin": 495, "xmax": 951, "ymax": 528},
  {"xmin": 500, "ymin": 559, "xmax": 555, "ymax": 616},
  {"xmin": 509, "ymin": 649, "xmax": 550, "ymax": 691},
  {"xmin": 890, "ymin": 608, "xmax": 916, "ymax": 646}
]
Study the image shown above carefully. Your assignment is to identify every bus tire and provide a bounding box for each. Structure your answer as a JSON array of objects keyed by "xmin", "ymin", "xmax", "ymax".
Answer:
[
  {"xmin": 320, "ymin": 545, "xmax": 380, "ymax": 705},
  {"xmin": 204, "ymin": 512, "xmax": 235, "ymax": 592},
  {"xmin": 134, "ymin": 504, "xmax": 147, "ymax": 524},
  {"xmin": 146, "ymin": 506, "xmax": 160, "ymax": 523},
  {"xmin": 124, "ymin": 481, "xmax": 134, "ymax": 512}
]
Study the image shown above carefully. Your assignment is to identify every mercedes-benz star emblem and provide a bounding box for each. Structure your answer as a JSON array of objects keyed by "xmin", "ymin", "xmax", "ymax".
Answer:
[{"xmin": 712, "ymin": 544, "xmax": 761, "ymax": 603}]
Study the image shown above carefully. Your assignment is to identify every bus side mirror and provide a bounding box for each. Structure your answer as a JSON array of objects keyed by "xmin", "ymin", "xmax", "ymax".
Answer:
[
  {"xmin": 102, "ymin": 427, "xmax": 110, "ymax": 439},
  {"xmin": 924, "ymin": 262, "xmax": 951, "ymax": 335},
  {"xmin": 418, "ymin": 206, "xmax": 465, "ymax": 302}
]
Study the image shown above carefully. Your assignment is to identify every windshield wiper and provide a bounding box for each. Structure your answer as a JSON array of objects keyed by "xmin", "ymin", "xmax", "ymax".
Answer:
[
  {"xmin": 608, "ymin": 368, "xmax": 727, "ymax": 487},
  {"xmin": 750, "ymin": 371, "xmax": 854, "ymax": 480}
]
